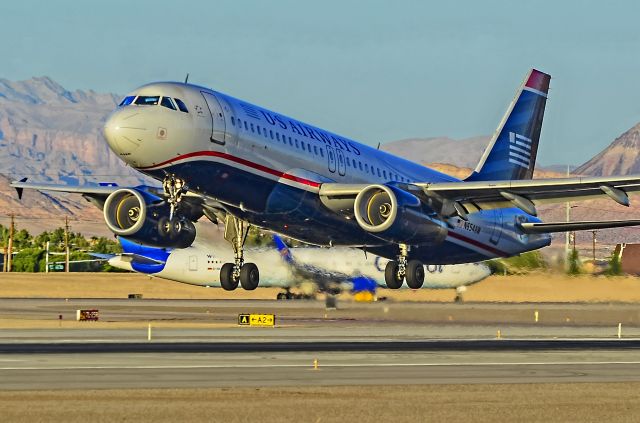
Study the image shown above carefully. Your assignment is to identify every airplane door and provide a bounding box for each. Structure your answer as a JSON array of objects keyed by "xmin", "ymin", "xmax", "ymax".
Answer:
[
  {"xmin": 489, "ymin": 209, "xmax": 503, "ymax": 245},
  {"xmin": 201, "ymin": 92, "xmax": 226, "ymax": 145},
  {"xmin": 189, "ymin": 255, "xmax": 198, "ymax": 271},
  {"xmin": 326, "ymin": 145, "xmax": 336, "ymax": 173},
  {"xmin": 336, "ymin": 149, "xmax": 346, "ymax": 176}
]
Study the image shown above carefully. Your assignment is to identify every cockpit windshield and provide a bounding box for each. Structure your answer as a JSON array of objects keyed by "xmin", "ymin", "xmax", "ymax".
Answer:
[
  {"xmin": 118, "ymin": 95, "xmax": 189, "ymax": 113},
  {"xmin": 134, "ymin": 96, "xmax": 160, "ymax": 105}
]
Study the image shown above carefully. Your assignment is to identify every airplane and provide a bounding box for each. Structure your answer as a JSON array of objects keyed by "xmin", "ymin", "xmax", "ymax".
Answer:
[
  {"xmin": 13, "ymin": 68, "xmax": 640, "ymax": 292},
  {"xmin": 271, "ymin": 235, "xmax": 491, "ymax": 300},
  {"xmin": 98, "ymin": 234, "xmax": 491, "ymax": 301}
]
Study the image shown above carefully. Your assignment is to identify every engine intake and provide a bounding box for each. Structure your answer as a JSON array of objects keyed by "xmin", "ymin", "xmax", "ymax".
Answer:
[
  {"xmin": 103, "ymin": 188, "xmax": 197, "ymax": 248},
  {"xmin": 354, "ymin": 184, "xmax": 446, "ymax": 244}
]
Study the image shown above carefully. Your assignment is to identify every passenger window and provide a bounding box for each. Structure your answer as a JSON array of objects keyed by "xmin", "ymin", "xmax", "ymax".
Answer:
[
  {"xmin": 301, "ymin": 141, "xmax": 305, "ymax": 150},
  {"xmin": 257, "ymin": 126, "xmax": 261, "ymax": 135},
  {"xmin": 244, "ymin": 122, "xmax": 248, "ymax": 130},
  {"xmin": 270, "ymin": 130, "xmax": 274, "ymax": 139},
  {"xmin": 313, "ymin": 146, "xmax": 318, "ymax": 155},
  {"xmin": 174, "ymin": 98, "xmax": 189, "ymax": 113},
  {"xmin": 231, "ymin": 116, "xmax": 235, "ymax": 126},
  {"xmin": 134, "ymin": 96, "xmax": 160, "ymax": 105},
  {"xmin": 119, "ymin": 96, "xmax": 135, "ymax": 106},
  {"xmin": 320, "ymin": 149, "xmax": 324, "ymax": 157},
  {"xmin": 365, "ymin": 164, "xmax": 369, "ymax": 172},
  {"xmin": 383, "ymin": 170, "xmax": 387, "ymax": 179},
  {"xmin": 307, "ymin": 144, "xmax": 312, "ymax": 153},
  {"xmin": 250, "ymin": 123, "xmax": 255, "ymax": 132},
  {"xmin": 276, "ymin": 133, "xmax": 280, "ymax": 141},
  {"xmin": 160, "ymin": 97, "xmax": 176, "ymax": 110},
  {"xmin": 295, "ymin": 139, "xmax": 299, "ymax": 148},
  {"xmin": 377, "ymin": 168, "xmax": 381, "ymax": 177},
  {"xmin": 358, "ymin": 162, "xmax": 363, "ymax": 171}
]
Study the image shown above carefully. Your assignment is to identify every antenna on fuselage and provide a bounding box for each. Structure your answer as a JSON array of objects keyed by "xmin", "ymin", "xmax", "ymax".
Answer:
[
  {"xmin": 184, "ymin": 73, "xmax": 190, "ymax": 84},
  {"xmin": 376, "ymin": 142, "xmax": 381, "ymax": 150}
]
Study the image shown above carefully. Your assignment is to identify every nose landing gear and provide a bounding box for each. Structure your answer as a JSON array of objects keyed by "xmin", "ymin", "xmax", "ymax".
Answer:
[
  {"xmin": 162, "ymin": 174, "xmax": 187, "ymax": 221},
  {"xmin": 384, "ymin": 243, "xmax": 425, "ymax": 289},
  {"xmin": 220, "ymin": 215, "xmax": 260, "ymax": 291}
]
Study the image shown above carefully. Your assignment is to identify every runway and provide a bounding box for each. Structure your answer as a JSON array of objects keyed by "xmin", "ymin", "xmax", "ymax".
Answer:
[
  {"xmin": 2, "ymin": 347, "xmax": 640, "ymax": 389},
  {"xmin": 2, "ymin": 298, "xmax": 640, "ymax": 390}
]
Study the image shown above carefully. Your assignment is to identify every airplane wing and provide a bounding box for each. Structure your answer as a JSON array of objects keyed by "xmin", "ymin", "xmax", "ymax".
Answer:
[{"xmin": 320, "ymin": 174, "xmax": 640, "ymax": 218}]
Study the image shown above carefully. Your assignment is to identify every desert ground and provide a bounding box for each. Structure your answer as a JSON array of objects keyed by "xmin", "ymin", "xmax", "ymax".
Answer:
[{"xmin": 1, "ymin": 272, "xmax": 639, "ymax": 303}]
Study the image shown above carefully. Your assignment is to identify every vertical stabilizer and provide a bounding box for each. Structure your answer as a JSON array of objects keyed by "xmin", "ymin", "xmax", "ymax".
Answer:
[{"xmin": 466, "ymin": 69, "xmax": 550, "ymax": 181}]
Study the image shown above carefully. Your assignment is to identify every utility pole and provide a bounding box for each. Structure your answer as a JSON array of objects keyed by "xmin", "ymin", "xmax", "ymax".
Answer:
[
  {"xmin": 45, "ymin": 241, "xmax": 50, "ymax": 274},
  {"xmin": 591, "ymin": 230, "xmax": 597, "ymax": 262},
  {"xmin": 7, "ymin": 214, "xmax": 14, "ymax": 272},
  {"xmin": 565, "ymin": 165, "xmax": 571, "ymax": 268},
  {"xmin": 64, "ymin": 216, "xmax": 70, "ymax": 273}
]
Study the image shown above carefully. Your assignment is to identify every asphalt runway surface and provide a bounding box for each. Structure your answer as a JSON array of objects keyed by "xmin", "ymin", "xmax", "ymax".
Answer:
[{"xmin": 1, "ymin": 298, "xmax": 640, "ymax": 390}]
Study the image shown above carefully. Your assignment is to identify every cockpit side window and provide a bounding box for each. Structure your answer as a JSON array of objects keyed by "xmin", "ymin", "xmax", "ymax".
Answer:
[
  {"xmin": 174, "ymin": 98, "xmax": 189, "ymax": 113},
  {"xmin": 160, "ymin": 96, "xmax": 176, "ymax": 110},
  {"xmin": 134, "ymin": 96, "xmax": 160, "ymax": 105},
  {"xmin": 119, "ymin": 96, "xmax": 136, "ymax": 106}
]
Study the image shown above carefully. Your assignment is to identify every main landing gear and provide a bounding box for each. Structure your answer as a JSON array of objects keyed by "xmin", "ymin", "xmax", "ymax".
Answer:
[
  {"xmin": 384, "ymin": 243, "xmax": 425, "ymax": 289},
  {"xmin": 220, "ymin": 215, "xmax": 260, "ymax": 291}
]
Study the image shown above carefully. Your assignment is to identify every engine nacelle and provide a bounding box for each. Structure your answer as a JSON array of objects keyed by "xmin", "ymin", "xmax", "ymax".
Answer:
[
  {"xmin": 354, "ymin": 184, "xmax": 446, "ymax": 245},
  {"xmin": 103, "ymin": 188, "xmax": 197, "ymax": 248}
]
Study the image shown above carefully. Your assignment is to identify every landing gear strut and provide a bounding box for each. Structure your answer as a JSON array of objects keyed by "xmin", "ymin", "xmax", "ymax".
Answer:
[
  {"xmin": 384, "ymin": 244, "xmax": 424, "ymax": 289},
  {"xmin": 220, "ymin": 215, "xmax": 260, "ymax": 291},
  {"xmin": 162, "ymin": 174, "xmax": 187, "ymax": 221}
]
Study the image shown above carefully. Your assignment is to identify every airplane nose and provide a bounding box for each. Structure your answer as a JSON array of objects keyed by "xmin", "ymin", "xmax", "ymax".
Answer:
[{"xmin": 103, "ymin": 110, "xmax": 148, "ymax": 156}]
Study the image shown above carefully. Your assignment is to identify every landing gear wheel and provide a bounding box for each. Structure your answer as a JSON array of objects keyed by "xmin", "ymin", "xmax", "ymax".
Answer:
[
  {"xmin": 240, "ymin": 263, "xmax": 259, "ymax": 290},
  {"xmin": 385, "ymin": 261, "xmax": 404, "ymax": 289},
  {"xmin": 277, "ymin": 292, "xmax": 287, "ymax": 300},
  {"xmin": 220, "ymin": 263, "xmax": 238, "ymax": 291},
  {"xmin": 406, "ymin": 260, "xmax": 425, "ymax": 289}
]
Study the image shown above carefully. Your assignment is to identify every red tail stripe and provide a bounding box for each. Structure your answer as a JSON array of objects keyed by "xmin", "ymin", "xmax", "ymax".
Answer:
[{"xmin": 447, "ymin": 230, "xmax": 508, "ymax": 257}]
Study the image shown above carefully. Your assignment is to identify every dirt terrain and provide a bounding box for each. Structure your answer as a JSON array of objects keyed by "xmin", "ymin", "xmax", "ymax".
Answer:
[
  {"xmin": 0, "ymin": 384, "xmax": 639, "ymax": 423},
  {"xmin": 1, "ymin": 272, "xmax": 639, "ymax": 303}
]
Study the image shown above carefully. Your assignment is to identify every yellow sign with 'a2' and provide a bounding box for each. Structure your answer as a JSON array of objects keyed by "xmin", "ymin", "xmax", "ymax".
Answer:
[{"xmin": 238, "ymin": 313, "xmax": 275, "ymax": 327}]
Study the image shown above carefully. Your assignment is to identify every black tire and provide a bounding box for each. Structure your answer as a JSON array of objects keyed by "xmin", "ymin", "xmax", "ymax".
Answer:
[
  {"xmin": 406, "ymin": 260, "xmax": 425, "ymax": 289},
  {"xmin": 277, "ymin": 292, "xmax": 286, "ymax": 300},
  {"xmin": 220, "ymin": 263, "xmax": 238, "ymax": 291},
  {"xmin": 240, "ymin": 262, "xmax": 260, "ymax": 290},
  {"xmin": 384, "ymin": 261, "xmax": 404, "ymax": 289}
]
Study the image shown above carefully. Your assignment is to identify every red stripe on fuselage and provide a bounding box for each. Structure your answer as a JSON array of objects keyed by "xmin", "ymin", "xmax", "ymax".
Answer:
[
  {"xmin": 447, "ymin": 230, "xmax": 508, "ymax": 257},
  {"xmin": 136, "ymin": 151, "xmax": 321, "ymax": 188}
]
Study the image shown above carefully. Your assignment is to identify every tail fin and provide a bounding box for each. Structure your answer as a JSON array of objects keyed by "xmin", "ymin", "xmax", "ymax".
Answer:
[
  {"xmin": 466, "ymin": 69, "xmax": 550, "ymax": 181},
  {"xmin": 273, "ymin": 234, "xmax": 295, "ymax": 264}
]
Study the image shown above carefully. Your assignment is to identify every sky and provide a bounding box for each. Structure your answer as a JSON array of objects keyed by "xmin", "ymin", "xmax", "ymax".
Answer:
[{"xmin": 3, "ymin": 0, "xmax": 640, "ymax": 166}]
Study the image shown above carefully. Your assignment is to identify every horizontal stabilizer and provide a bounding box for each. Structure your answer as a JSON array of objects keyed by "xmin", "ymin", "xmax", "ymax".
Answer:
[{"xmin": 519, "ymin": 220, "xmax": 640, "ymax": 234}]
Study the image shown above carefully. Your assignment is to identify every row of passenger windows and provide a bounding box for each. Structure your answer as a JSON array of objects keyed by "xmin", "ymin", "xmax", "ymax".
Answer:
[
  {"xmin": 119, "ymin": 95, "xmax": 189, "ymax": 113},
  {"xmin": 230, "ymin": 116, "xmax": 411, "ymax": 183}
]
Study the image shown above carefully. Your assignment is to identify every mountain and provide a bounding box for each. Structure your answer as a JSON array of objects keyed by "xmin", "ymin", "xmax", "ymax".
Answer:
[
  {"xmin": 381, "ymin": 136, "xmax": 490, "ymax": 169},
  {"xmin": 575, "ymin": 122, "xmax": 640, "ymax": 176},
  {"xmin": 0, "ymin": 76, "xmax": 152, "ymax": 235}
]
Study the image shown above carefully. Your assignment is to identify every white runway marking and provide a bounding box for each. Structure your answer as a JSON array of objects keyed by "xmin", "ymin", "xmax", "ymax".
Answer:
[{"xmin": 2, "ymin": 361, "xmax": 640, "ymax": 371}]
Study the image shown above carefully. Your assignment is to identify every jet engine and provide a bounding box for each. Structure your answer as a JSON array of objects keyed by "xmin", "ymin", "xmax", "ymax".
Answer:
[
  {"xmin": 353, "ymin": 184, "xmax": 446, "ymax": 244},
  {"xmin": 103, "ymin": 188, "xmax": 198, "ymax": 248}
]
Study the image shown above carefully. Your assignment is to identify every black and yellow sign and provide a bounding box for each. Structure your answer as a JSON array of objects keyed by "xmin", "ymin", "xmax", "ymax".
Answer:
[{"xmin": 238, "ymin": 313, "xmax": 275, "ymax": 327}]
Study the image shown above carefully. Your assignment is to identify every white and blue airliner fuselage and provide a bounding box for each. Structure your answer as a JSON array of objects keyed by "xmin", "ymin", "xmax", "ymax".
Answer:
[{"xmin": 103, "ymin": 79, "xmax": 549, "ymax": 266}]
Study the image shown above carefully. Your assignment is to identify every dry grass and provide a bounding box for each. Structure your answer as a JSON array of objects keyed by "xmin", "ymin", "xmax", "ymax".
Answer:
[
  {"xmin": 1, "ymin": 272, "xmax": 640, "ymax": 303},
  {"xmin": 0, "ymin": 383, "xmax": 639, "ymax": 423}
]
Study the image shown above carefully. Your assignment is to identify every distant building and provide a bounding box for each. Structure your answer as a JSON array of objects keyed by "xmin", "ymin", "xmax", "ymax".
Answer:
[{"xmin": 614, "ymin": 243, "xmax": 640, "ymax": 275}]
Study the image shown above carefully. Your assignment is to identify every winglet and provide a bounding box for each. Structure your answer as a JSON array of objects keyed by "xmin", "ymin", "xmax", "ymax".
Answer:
[
  {"xmin": 14, "ymin": 177, "xmax": 28, "ymax": 200},
  {"xmin": 272, "ymin": 234, "xmax": 294, "ymax": 264}
]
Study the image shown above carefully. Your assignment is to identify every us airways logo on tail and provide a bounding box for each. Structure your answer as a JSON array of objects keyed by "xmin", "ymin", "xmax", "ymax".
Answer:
[{"xmin": 508, "ymin": 132, "xmax": 532, "ymax": 169}]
